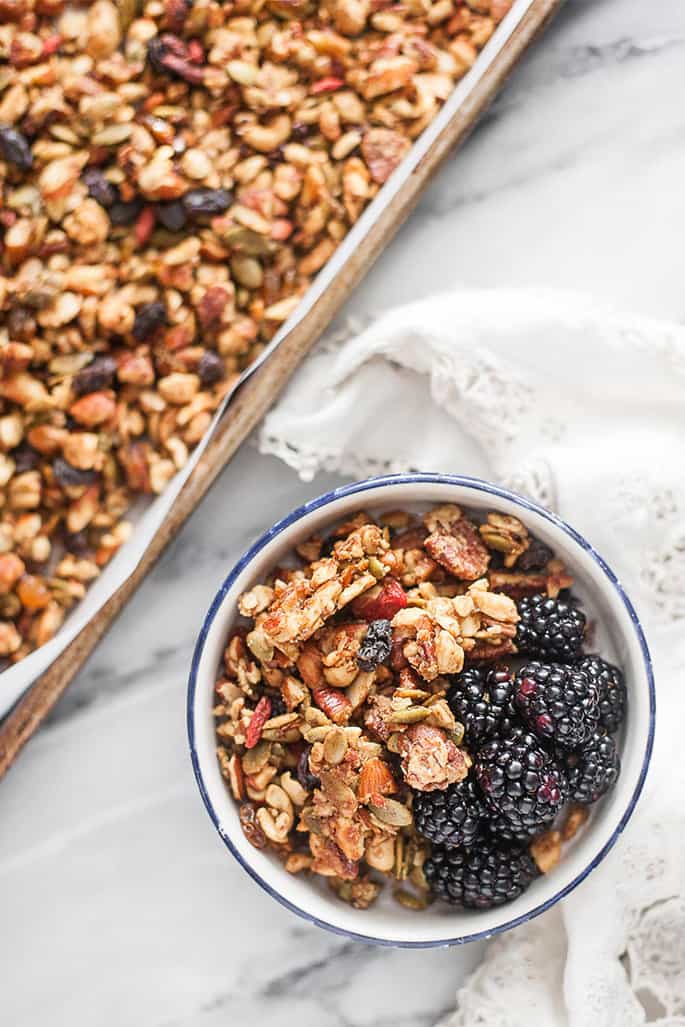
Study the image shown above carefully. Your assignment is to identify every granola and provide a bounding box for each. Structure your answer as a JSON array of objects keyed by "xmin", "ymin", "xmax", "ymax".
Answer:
[
  {"xmin": 214, "ymin": 501, "xmax": 627, "ymax": 912},
  {"xmin": 0, "ymin": 0, "xmax": 512, "ymax": 666}
]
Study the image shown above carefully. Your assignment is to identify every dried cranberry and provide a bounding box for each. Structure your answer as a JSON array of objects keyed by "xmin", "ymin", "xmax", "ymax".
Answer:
[
  {"xmin": 197, "ymin": 350, "xmax": 225, "ymax": 386},
  {"xmin": 13, "ymin": 442, "xmax": 40, "ymax": 473},
  {"xmin": 109, "ymin": 198, "xmax": 143, "ymax": 227},
  {"xmin": 82, "ymin": 167, "xmax": 117, "ymax": 208},
  {"xmin": 155, "ymin": 200, "xmax": 187, "ymax": 232},
  {"xmin": 182, "ymin": 188, "xmax": 233, "ymax": 221},
  {"xmin": 0, "ymin": 124, "xmax": 32, "ymax": 170},
  {"xmin": 297, "ymin": 745, "xmax": 320, "ymax": 792},
  {"xmin": 72, "ymin": 355, "xmax": 117, "ymax": 395},
  {"xmin": 53, "ymin": 457, "xmax": 99, "ymax": 487},
  {"xmin": 132, "ymin": 301, "xmax": 167, "ymax": 341}
]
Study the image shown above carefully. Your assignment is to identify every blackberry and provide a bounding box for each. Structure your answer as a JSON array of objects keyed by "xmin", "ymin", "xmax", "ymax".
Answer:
[
  {"xmin": 514, "ymin": 661, "xmax": 599, "ymax": 749},
  {"xmin": 576, "ymin": 655, "xmax": 627, "ymax": 733},
  {"xmin": 413, "ymin": 778, "xmax": 487, "ymax": 849},
  {"xmin": 447, "ymin": 666, "xmax": 514, "ymax": 746},
  {"xmin": 425, "ymin": 837, "xmax": 538, "ymax": 909},
  {"xmin": 516, "ymin": 595, "xmax": 586, "ymax": 661},
  {"xmin": 357, "ymin": 619, "xmax": 392, "ymax": 672},
  {"xmin": 557, "ymin": 730, "xmax": 620, "ymax": 804},
  {"xmin": 484, "ymin": 812, "xmax": 542, "ymax": 845},
  {"xmin": 474, "ymin": 728, "xmax": 567, "ymax": 836}
]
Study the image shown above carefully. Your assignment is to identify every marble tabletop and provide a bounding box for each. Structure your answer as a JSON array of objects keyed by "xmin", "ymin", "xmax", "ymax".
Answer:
[{"xmin": 4, "ymin": 1, "xmax": 685, "ymax": 1024}]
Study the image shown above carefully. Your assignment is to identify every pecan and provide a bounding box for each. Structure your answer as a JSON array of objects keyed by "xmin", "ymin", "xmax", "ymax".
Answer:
[{"xmin": 424, "ymin": 519, "xmax": 491, "ymax": 580}]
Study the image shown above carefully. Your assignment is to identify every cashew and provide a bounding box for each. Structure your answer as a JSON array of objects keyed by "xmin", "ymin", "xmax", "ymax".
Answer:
[
  {"xmin": 365, "ymin": 834, "xmax": 395, "ymax": 872},
  {"xmin": 245, "ymin": 763, "xmax": 277, "ymax": 801},
  {"xmin": 256, "ymin": 784, "xmax": 294, "ymax": 842},
  {"xmin": 242, "ymin": 115, "xmax": 292, "ymax": 153},
  {"xmin": 280, "ymin": 770, "xmax": 308, "ymax": 806}
]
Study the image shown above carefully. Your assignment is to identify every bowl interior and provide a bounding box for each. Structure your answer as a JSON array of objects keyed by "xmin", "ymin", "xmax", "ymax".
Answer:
[{"xmin": 188, "ymin": 477, "xmax": 653, "ymax": 946}]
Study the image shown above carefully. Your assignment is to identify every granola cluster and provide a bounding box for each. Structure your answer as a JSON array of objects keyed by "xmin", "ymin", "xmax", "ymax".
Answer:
[
  {"xmin": 214, "ymin": 503, "xmax": 605, "ymax": 911},
  {"xmin": 0, "ymin": 0, "xmax": 513, "ymax": 665}
]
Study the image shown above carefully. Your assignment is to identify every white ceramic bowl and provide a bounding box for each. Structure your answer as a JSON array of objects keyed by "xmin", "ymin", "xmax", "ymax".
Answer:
[{"xmin": 187, "ymin": 474, "xmax": 655, "ymax": 947}]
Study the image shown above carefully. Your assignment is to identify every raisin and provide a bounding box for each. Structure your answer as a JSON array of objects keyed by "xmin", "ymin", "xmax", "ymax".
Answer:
[
  {"xmin": 182, "ymin": 187, "xmax": 233, "ymax": 221},
  {"xmin": 518, "ymin": 540, "xmax": 554, "ymax": 573},
  {"xmin": 109, "ymin": 198, "xmax": 143, "ymax": 226},
  {"xmin": 82, "ymin": 167, "xmax": 117, "ymax": 208},
  {"xmin": 72, "ymin": 355, "xmax": 117, "ymax": 395},
  {"xmin": 0, "ymin": 124, "xmax": 32, "ymax": 171},
  {"xmin": 197, "ymin": 350, "xmax": 225, "ymax": 386},
  {"xmin": 132, "ymin": 301, "xmax": 167, "ymax": 341},
  {"xmin": 147, "ymin": 35, "xmax": 171, "ymax": 73},
  {"xmin": 63, "ymin": 530, "xmax": 91, "ymax": 556},
  {"xmin": 147, "ymin": 34, "xmax": 205, "ymax": 84},
  {"xmin": 357, "ymin": 619, "xmax": 393, "ymax": 672},
  {"xmin": 269, "ymin": 694, "xmax": 287, "ymax": 718},
  {"xmin": 297, "ymin": 746, "xmax": 321, "ymax": 792},
  {"xmin": 155, "ymin": 200, "xmax": 187, "ymax": 232},
  {"xmin": 12, "ymin": 442, "xmax": 40, "ymax": 473},
  {"xmin": 239, "ymin": 802, "xmax": 267, "ymax": 850},
  {"xmin": 53, "ymin": 458, "xmax": 100, "ymax": 487}
]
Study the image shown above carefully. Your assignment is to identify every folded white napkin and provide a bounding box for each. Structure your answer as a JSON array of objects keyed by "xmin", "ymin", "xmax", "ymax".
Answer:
[{"xmin": 259, "ymin": 289, "xmax": 685, "ymax": 1026}]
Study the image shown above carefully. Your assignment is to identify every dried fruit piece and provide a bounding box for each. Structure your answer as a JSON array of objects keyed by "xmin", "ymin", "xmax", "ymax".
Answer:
[{"xmin": 352, "ymin": 578, "xmax": 407, "ymax": 621}]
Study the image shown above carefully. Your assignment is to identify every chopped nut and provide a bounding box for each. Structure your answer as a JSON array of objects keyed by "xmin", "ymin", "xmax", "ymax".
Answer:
[{"xmin": 530, "ymin": 829, "xmax": 562, "ymax": 874}]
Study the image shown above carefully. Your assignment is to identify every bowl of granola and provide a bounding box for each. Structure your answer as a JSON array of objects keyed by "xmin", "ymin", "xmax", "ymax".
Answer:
[{"xmin": 187, "ymin": 473, "xmax": 654, "ymax": 946}]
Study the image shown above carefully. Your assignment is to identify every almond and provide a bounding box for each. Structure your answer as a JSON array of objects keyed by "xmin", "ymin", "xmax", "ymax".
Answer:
[{"xmin": 358, "ymin": 757, "xmax": 397, "ymax": 803}]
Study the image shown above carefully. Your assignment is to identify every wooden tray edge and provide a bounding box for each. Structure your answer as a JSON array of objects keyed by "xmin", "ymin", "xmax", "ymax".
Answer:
[{"xmin": 0, "ymin": 0, "xmax": 563, "ymax": 779}]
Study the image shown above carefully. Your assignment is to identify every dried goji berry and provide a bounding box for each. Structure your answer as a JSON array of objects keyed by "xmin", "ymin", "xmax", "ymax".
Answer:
[
  {"xmin": 41, "ymin": 34, "xmax": 62, "ymax": 57},
  {"xmin": 310, "ymin": 76, "xmax": 345, "ymax": 94},
  {"xmin": 244, "ymin": 696, "xmax": 272, "ymax": 749},
  {"xmin": 134, "ymin": 206, "xmax": 156, "ymax": 246},
  {"xmin": 353, "ymin": 577, "xmax": 407, "ymax": 621}
]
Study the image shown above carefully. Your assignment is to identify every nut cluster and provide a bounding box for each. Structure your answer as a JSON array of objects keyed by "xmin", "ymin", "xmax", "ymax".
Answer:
[
  {"xmin": 214, "ymin": 503, "xmax": 592, "ymax": 910},
  {"xmin": 0, "ymin": 0, "xmax": 511, "ymax": 665}
]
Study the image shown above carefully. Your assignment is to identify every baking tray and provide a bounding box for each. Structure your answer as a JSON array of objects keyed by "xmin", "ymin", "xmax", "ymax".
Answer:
[{"xmin": 0, "ymin": 0, "xmax": 563, "ymax": 778}]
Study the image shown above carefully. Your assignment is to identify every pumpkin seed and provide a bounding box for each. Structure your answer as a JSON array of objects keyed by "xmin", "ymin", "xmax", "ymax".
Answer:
[
  {"xmin": 394, "ymin": 888, "xmax": 431, "ymax": 911},
  {"xmin": 388, "ymin": 706, "xmax": 431, "ymax": 725},
  {"xmin": 241, "ymin": 739, "xmax": 272, "ymax": 775},
  {"xmin": 368, "ymin": 798, "xmax": 413, "ymax": 828}
]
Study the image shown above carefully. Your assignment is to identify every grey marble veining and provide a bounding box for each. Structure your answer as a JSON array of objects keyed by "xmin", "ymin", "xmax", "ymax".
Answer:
[{"xmin": 3, "ymin": 2, "xmax": 684, "ymax": 1024}]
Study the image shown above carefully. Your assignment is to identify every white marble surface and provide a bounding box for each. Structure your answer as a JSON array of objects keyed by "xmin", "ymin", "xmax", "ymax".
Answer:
[{"xmin": 3, "ymin": 1, "xmax": 685, "ymax": 1023}]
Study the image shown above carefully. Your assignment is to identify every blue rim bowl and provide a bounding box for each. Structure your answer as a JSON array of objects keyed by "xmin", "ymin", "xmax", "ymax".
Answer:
[{"xmin": 187, "ymin": 473, "xmax": 655, "ymax": 947}]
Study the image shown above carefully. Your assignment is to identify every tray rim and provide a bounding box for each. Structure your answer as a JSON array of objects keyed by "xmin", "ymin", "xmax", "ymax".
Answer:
[{"xmin": 0, "ymin": 0, "xmax": 564, "ymax": 779}]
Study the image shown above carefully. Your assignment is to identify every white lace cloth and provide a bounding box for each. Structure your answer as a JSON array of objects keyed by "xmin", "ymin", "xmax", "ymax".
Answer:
[{"xmin": 258, "ymin": 289, "xmax": 685, "ymax": 1026}]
